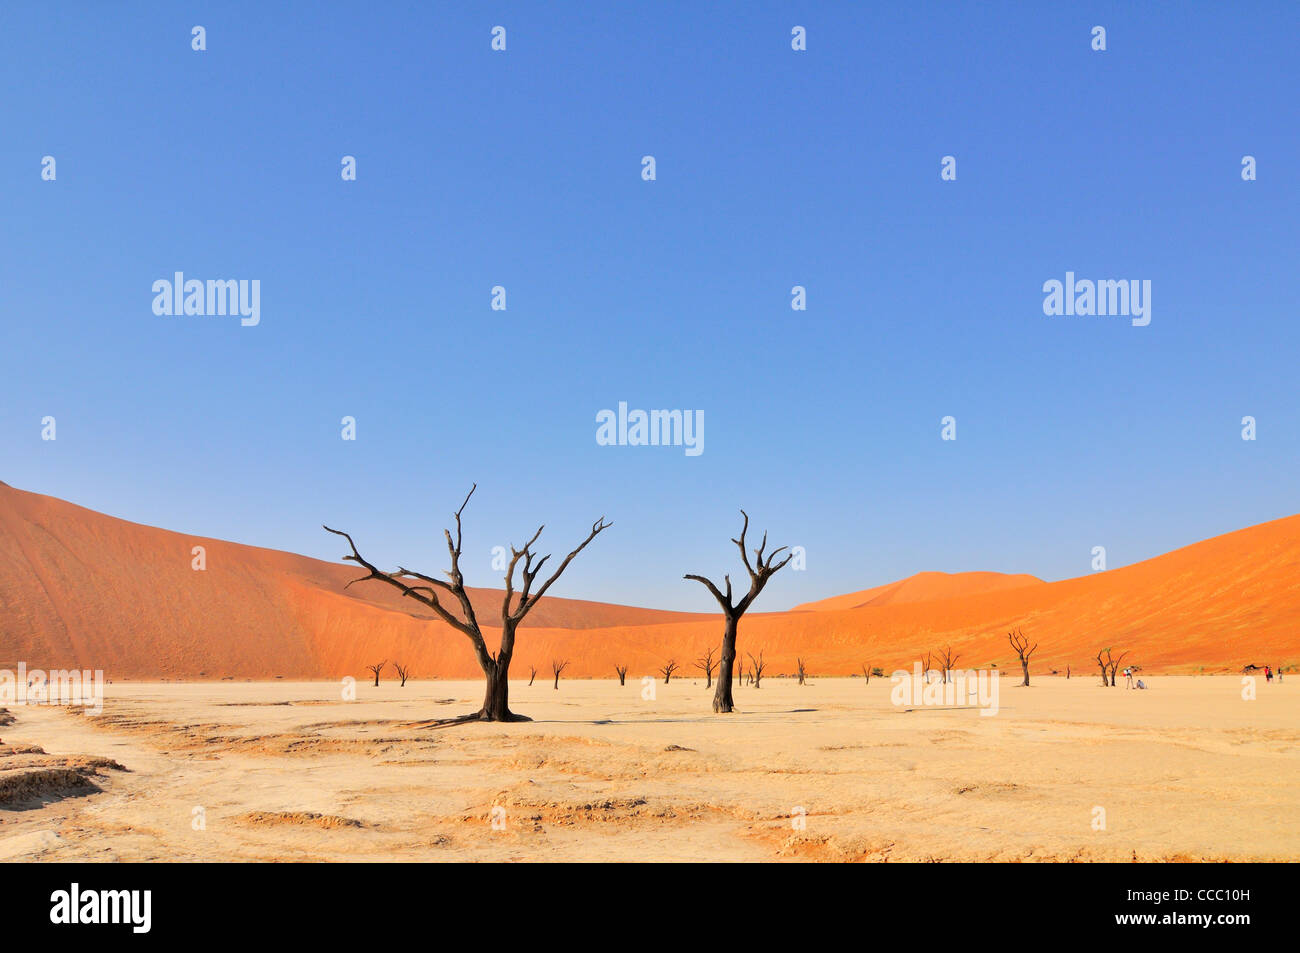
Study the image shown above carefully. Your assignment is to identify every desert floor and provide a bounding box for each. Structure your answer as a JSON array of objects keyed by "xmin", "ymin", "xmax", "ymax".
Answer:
[{"xmin": 1, "ymin": 675, "xmax": 1296, "ymax": 862}]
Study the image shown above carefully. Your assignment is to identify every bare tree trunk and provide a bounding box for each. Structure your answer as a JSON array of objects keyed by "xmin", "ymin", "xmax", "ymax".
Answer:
[
  {"xmin": 712, "ymin": 616, "xmax": 738, "ymax": 713},
  {"xmin": 479, "ymin": 661, "xmax": 512, "ymax": 720}
]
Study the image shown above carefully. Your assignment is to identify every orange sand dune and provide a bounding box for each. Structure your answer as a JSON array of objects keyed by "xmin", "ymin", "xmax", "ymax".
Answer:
[
  {"xmin": 793, "ymin": 570, "xmax": 1044, "ymax": 612},
  {"xmin": 1, "ymin": 481, "xmax": 1297, "ymax": 680}
]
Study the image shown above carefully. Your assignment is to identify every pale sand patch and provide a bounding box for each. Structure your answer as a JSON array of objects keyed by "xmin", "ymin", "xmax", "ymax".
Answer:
[{"xmin": 0, "ymin": 676, "xmax": 1294, "ymax": 862}]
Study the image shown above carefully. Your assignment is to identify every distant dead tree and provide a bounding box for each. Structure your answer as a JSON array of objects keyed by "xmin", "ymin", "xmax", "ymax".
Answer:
[
  {"xmin": 1107, "ymin": 649, "xmax": 1130, "ymax": 688},
  {"xmin": 325, "ymin": 484, "xmax": 610, "ymax": 722},
  {"xmin": 935, "ymin": 645, "xmax": 960, "ymax": 683},
  {"xmin": 1007, "ymin": 628, "xmax": 1038, "ymax": 687},
  {"xmin": 735, "ymin": 662, "xmax": 744, "ymax": 688},
  {"xmin": 695, "ymin": 647, "xmax": 718, "ymax": 688},
  {"xmin": 366, "ymin": 661, "xmax": 387, "ymax": 687},
  {"xmin": 615, "ymin": 664, "xmax": 628, "ymax": 686},
  {"xmin": 393, "ymin": 663, "xmax": 411, "ymax": 687},
  {"xmin": 1096, "ymin": 647, "xmax": 1128, "ymax": 687},
  {"xmin": 796, "ymin": 658, "xmax": 807, "ymax": 685},
  {"xmin": 685, "ymin": 511, "xmax": 793, "ymax": 713},
  {"xmin": 922, "ymin": 651, "xmax": 935, "ymax": 683},
  {"xmin": 1066, "ymin": 665, "xmax": 1071, "ymax": 680},
  {"xmin": 748, "ymin": 651, "xmax": 767, "ymax": 689},
  {"xmin": 552, "ymin": 659, "xmax": 569, "ymax": 690},
  {"xmin": 528, "ymin": 665, "xmax": 537, "ymax": 686},
  {"xmin": 659, "ymin": 659, "xmax": 680, "ymax": 684},
  {"xmin": 861, "ymin": 663, "xmax": 870, "ymax": 684}
]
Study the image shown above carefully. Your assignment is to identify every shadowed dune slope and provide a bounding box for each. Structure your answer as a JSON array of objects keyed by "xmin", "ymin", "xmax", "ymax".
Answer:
[{"xmin": 1, "ymin": 482, "xmax": 1297, "ymax": 678}]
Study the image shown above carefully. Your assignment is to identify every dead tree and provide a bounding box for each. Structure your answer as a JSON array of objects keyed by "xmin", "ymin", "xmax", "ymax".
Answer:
[
  {"xmin": 861, "ymin": 663, "xmax": 871, "ymax": 685},
  {"xmin": 1096, "ymin": 647, "xmax": 1128, "ymax": 686},
  {"xmin": 922, "ymin": 651, "xmax": 935, "ymax": 683},
  {"xmin": 685, "ymin": 511, "xmax": 792, "ymax": 712},
  {"xmin": 659, "ymin": 659, "xmax": 680, "ymax": 684},
  {"xmin": 695, "ymin": 647, "xmax": 718, "ymax": 688},
  {"xmin": 528, "ymin": 666, "xmax": 537, "ymax": 686},
  {"xmin": 1107, "ymin": 650, "xmax": 1130, "ymax": 688},
  {"xmin": 615, "ymin": 664, "xmax": 628, "ymax": 686},
  {"xmin": 552, "ymin": 659, "xmax": 569, "ymax": 690},
  {"xmin": 796, "ymin": 658, "xmax": 807, "ymax": 685},
  {"xmin": 748, "ymin": 651, "xmax": 767, "ymax": 689},
  {"xmin": 1066, "ymin": 665, "xmax": 1071, "ymax": 680},
  {"xmin": 366, "ymin": 661, "xmax": 387, "ymax": 687},
  {"xmin": 325, "ymin": 485, "xmax": 610, "ymax": 722},
  {"xmin": 1007, "ymin": 628, "xmax": 1038, "ymax": 687},
  {"xmin": 393, "ymin": 663, "xmax": 411, "ymax": 687},
  {"xmin": 935, "ymin": 645, "xmax": 960, "ymax": 683}
]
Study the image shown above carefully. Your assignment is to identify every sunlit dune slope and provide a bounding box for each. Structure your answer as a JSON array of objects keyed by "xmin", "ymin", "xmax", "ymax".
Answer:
[{"xmin": 793, "ymin": 571, "xmax": 1044, "ymax": 612}]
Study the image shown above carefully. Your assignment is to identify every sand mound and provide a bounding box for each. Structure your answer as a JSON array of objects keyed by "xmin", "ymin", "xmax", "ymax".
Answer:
[
  {"xmin": 236, "ymin": 811, "xmax": 366, "ymax": 830},
  {"xmin": 0, "ymin": 740, "xmax": 125, "ymax": 806}
]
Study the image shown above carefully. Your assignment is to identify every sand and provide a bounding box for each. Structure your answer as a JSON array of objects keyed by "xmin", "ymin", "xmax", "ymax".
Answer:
[{"xmin": 1, "ymin": 676, "xmax": 1295, "ymax": 862}]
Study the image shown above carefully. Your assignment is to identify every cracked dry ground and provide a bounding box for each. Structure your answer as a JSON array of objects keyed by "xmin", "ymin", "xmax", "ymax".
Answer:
[{"xmin": 1, "ymin": 677, "xmax": 1296, "ymax": 861}]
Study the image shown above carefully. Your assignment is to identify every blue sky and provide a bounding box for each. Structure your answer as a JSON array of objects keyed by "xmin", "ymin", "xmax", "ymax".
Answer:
[{"xmin": 2, "ymin": 2, "xmax": 1297, "ymax": 611}]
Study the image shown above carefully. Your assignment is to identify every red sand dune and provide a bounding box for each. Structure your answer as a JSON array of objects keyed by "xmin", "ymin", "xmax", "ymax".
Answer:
[
  {"xmin": 793, "ymin": 571, "xmax": 1044, "ymax": 612},
  {"xmin": 1, "ymin": 481, "xmax": 1297, "ymax": 679}
]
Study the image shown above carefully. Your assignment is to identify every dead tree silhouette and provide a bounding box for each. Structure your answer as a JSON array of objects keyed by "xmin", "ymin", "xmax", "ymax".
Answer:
[
  {"xmin": 684, "ymin": 511, "xmax": 792, "ymax": 712},
  {"xmin": 748, "ymin": 651, "xmax": 767, "ymax": 688},
  {"xmin": 1107, "ymin": 649, "xmax": 1130, "ymax": 687},
  {"xmin": 552, "ymin": 659, "xmax": 569, "ymax": 690},
  {"xmin": 1007, "ymin": 628, "xmax": 1038, "ymax": 686},
  {"xmin": 366, "ymin": 661, "xmax": 387, "ymax": 687},
  {"xmin": 393, "ymin": 663, "xmax": 411, "ymax": 687},
  {"xmin": 1096, "ymin": 647, "xmax": 1128, "ymax": 686},
  {"xmin": 528, "ymin": 665, "xmax": 537, "ymax": 686},
  {"xmin": 935, "ymin": 645, "xmax": 960, "ymax": 683},
  {"xmin": 695, "ymin": 647, "xmax": 718, "ymax": 688},
  {"xmin": 796, "ymin": 658, "xmax": 807, "ymax": 685},
  {"xmin": 615, "ymin": 664, "xmax": 628, "ymax": 686},
  {"xmin": 659, "ymin": 659, "xmax": 680, "ymax": 684},
  {"xmin": 325, "ymin": 485, "xmax": 610, "ymax": 722}
]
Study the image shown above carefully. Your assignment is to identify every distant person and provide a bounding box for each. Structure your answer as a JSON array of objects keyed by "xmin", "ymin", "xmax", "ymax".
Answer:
[
  {"xmin": 1265, "ymin": 666, "xmax": 1273, "ymax": 684},
  {"xmin": 1124, "ymin": 667, "xmax": 1134, "ymax": 689},
  {"xmin": 1135, "ymin": 678, "xmax": 1147, "ymax": 690},
  {"xmin": 1278, "ymin": 668, "xmax": 1283, "ymax": 682}
]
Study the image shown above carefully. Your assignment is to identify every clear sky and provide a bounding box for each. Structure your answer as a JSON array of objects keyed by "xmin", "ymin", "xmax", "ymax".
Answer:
[{"xmin": 2, "ymin": 2, "xmax": 1297, "ymax": 612}]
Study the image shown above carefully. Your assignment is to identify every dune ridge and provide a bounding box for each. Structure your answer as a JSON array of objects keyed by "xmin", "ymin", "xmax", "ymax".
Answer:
[{"xmin": 1, "ymin": 482, "xmax": 1297, "ymax": 679}]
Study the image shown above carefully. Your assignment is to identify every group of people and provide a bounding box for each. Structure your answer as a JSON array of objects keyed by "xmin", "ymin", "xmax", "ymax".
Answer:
[{"xmin": 1119, "ymin": 665, "xmax": 1287, "ymax": 688}]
